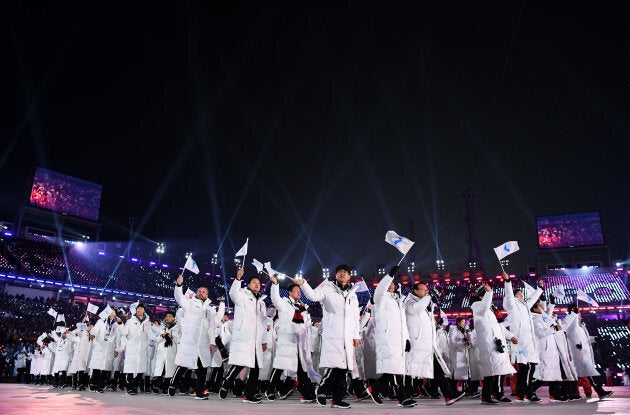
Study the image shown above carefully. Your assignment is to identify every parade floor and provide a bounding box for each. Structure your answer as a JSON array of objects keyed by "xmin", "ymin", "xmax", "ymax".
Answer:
[{"xmin": 0, "ymin": 384, "xmax": 628, "ymax": 415}]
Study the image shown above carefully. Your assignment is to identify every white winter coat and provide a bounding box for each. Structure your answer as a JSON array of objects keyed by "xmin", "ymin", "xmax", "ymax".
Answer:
[
  {"xmin": 531, "ymin": 311, "xmax": 577, "ymax": 381},
  {"xmin": 403, "ymin": 293, "xmax": 450, "ymax": 378},
  {"xmin": 300, "ymin": 280, "xmax": 361, "ymax": 371},
  {"xmin": 503, "ymin": 281, "xmax": 542, "ymax": 364},
  {"xmin": 152, "ymin": 321, "xmax": 181, "ymax": 378},
  {"xmin": 373, "ymin": 275, "xmax": 409, "ymax": 376},
  {"xmin": 269, "ymin": 283, "xmax": 319, "ymax": 382},
  {"xmin": 562, "ymin": 313, "xmax": 600, "ymax": 377},
  {"xmin": 174, "ymin": 286, "xmax": 217, "ymax": 369},
  {"xmin": 50, "ymin": 331, "xmax": 72, "ymax": 373},
  {"xmin": 448, "ymin": 326, "xmax": 470, "ymax": 380},
  {"xmin": 88, "ymin": 317, "xmax": 121, "ymax": 371},
  {"xmin": 227, "ymin": 279, "xmax": 268, "ymax": 368},
  {"xmin": 119, "ymin": 314, "xmax": 152, "ymax": 374},
  {"xmin": 470, "ymin": 291, "xmax": 516, "ymax": 378},
  {"xmin": 68, "ymin": 324, "xmax": 91, "ymax": 373}
]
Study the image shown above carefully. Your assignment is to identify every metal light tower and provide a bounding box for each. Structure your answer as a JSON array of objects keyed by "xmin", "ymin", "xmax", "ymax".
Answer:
[{"xmin": 463, "ymin": 185, "xmax": 485, "ymax": 276}]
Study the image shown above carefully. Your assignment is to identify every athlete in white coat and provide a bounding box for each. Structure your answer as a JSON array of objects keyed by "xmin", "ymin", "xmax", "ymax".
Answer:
[
  {"xmin": 119, "ymin": 304, "xmax": 152, "ymax": 394},
  {"xmin": 299, "ymin": 264, "xmax": 363, "ymax": 409},
  {"xmin": 264, "ymin": 275, "xmax": 319, "ymax": 402},
  {"xmin": 170, "ymin": 274, "xmax": 217, "ymax": 400},
  {"xmin": 370, "ymin": 267, "xmax": 415, "ymax": 407},
  {"xmin": 404, "ymin": 282, "xmax": 465, "ymax": 405},
  {"xmin": 470, "ymin": 282, "xmax": 517, "ymax": 404},
  {"xmin": 563, "ymin": 305, "xmax": 613, "ymax": 399},
  {"xmin": 88, "ymin": 308, "xmax": 122, "ymax": 393},
  {"xmin": 502, "ymin": 274, "xmax": 544, "ymax": 402},
  {"xmin": 219, "ymin": 269, "xmax": 268, "ymax": 404},
  {"xmin": 151, "ymin": 310, "xmax": 180, "ymax": 393}
]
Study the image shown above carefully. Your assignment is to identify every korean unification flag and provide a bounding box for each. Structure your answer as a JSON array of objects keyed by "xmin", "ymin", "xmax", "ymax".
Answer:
[
  {"xmin": 552, "ymin": 286, "xmax": 566, "ymax": 299},
  {"xmin": 184, "ymin": 256, "xmax": 200, "ymax": 274},
  {"xmin": 576, "ymin": 289, "xmax": 599, "ymax": 307},
  {"xmin": 55, "ymin": 313, "xmax": 66, "ymax": 323},
  {"xmin": 493, "ymin": 241, "xmax": 520, "ymax": 260},
  {"xmin": 385, "ymin": 230, "xmax": 415, "ymax": 255},
  {"xmin": 98, "ymin": 305, "xmax": 113, "ymax": 320},
  {"xmin": 264, "ymin": 262, "xmax": 280, "ymax": 278},
  {"xmin": 235, "ymin": 239, "xmax": 248, "ymax": 257},
  {"xmin": 354, "ymin": 280, "xmax": 369, "ymax": 293},
  {"xmin": 129, "ymin": 300, "xmax": 140, "ymax": 315},
  {"xmin": 47, "ymin": 307, "xmax": 57, "ymax": 318},
  {"xmin": 252, "ymin": 258, "xmax": 264, "ymax": 273},
  {"xmin": 86, "ymin": 303, "xmax": 99, "ymax": 314}
]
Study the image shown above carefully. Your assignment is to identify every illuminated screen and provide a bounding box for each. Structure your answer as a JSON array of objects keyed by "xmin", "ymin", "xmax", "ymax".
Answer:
[
  {"xmin": 536, "ymin": 212, "xmax": 604, "ymax": 249},
  {"xmin": 29, "ymin": 167, "xmax": 103, "ymax": 221}
]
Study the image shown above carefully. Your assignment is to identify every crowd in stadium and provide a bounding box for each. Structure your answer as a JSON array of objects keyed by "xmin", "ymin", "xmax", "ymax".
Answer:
[{"xmin": 1, "ymin": 236, "xmax": 630, "ymax": 408}]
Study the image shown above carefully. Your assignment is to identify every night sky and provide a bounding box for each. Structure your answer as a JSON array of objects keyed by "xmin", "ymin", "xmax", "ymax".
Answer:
[{"xmin": 1, "ymin": 2, "xmax": 629, "ymax": 278}]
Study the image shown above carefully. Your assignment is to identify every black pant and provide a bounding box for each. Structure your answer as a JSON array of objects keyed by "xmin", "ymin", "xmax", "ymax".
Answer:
[
  {"xmin": 171, "ymin": 358, "xmax": 208, "ymax": 396},
  {"xmin": 516, "ymin": 362, "xmax": 536, "ymax": 398},
  {"xmin": 222, "ymin": 356, "xmax": 260, "ymax": 399},
  {"xmin": 125, "ymin": 373, "xmax": 143, "ymax": 392},
  {"xmin": 266, "ymin": 358, "xmax": 314, "ymax": 399},
  {"xmin": 482, "ymin": 375, "xmax": 502, "ymax": 400},
  {"xmin": 90, "ymin": 369, "xmax": 110, "ymax": 390},
  {"xmin": 433, "ymin": 355, "xmax": 457, "ymax": 399},
  {"xmin": 317, "ymin": 368, "xmax": 348, "ymax": 402},
  {"xmin": 373, "ymin": 373, "xmax": 408, "ymax": 402}
]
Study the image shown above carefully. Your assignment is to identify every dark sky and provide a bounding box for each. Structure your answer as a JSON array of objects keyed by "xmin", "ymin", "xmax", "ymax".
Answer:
[{"xmin": 1, "ymin": 2, "xmax": 629, "ymax": 278}]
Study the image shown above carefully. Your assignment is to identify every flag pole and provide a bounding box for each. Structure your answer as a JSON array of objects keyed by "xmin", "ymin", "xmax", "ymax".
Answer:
[
  {"xmin": 396, "ymin": 252, "xmax": 408, "ymax": 267},
  {"xmin": 499, "ymin": 261, "xmax": 506, "ymax": 273}
]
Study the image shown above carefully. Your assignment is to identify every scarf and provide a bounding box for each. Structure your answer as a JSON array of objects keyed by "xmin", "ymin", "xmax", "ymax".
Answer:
[{"xmin": 290, "ymin": 299, "xmax": 306, "ymax": 324}]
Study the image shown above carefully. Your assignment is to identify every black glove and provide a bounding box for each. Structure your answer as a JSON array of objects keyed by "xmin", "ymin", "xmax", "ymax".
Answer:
[
  {"xmin": 549, "ymin": 294, "xmax": 555, "ymax": 305},
  {"xmin": 576, "ymin": 344, "xmax": 582, "ymax": 350},
  {"xmin": 405, "ymin": 339, "xmax": 411, "ymax": 352},
  {"xmin": 388, "ymin": 265, "xmax": 400, "ymax": 277}
]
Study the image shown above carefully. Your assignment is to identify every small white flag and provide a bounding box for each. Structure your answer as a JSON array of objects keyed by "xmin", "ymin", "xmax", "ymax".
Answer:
[
  {"xmin": 184, "ymin": 256, "xmax": 200, "ymax": 274},
  {"xmin": 252, "ymin": 258, "xmax": 264, "ymax": 273},
  {"xmin": 552, "ymin": 286, "xmax": 566, "ymax": 299},
  {"xmin": 86, "ymin": 303, "xmax": 99, "ymax": 314},
  {"xmin": 47, "ymin": 307, "xmax": 57, "ymax": 318},
  {"xmin": 354, "ymin": 280, "xmax": 369, "ymax": 293},
  {"xmin": 439, "ymin": 309, "xmax": 448, "ymax": 322},
  {"xmin": 521, "ymin": 280, "xmax": 537, "ymax": 297},
  {"xmin": 264, "ymin": 261, "xmax": 280, "ymax": 278},
  {"xmin": 129, "ymin": 300, "xmax": 140, "ymax": 315},
  {"xmin": 493, "ymin": 241, "xmax": 520, "ymax": 260},
  {"xmin": 235, "ymin": 238, "xmax": 249, "ymax": 257},
  {"xmin": 576, "ymin": 289, "xmax": 599, "ymax": 307},
  {"xmin": 55, "ymin": 313, "xmax": 66, "ymax": 323},
  {"xmin": 98, "ymin": 305, "xmax": 113, "ymax": 320},
  {"xmin": 385, "ymin": 230, "xmax": 415, "ymax": 255}
]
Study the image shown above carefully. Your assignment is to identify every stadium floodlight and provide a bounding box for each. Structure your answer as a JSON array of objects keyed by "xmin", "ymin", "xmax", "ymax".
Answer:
[
  {"xmin": 322, "ymin": 268, "xmax": 329, "ymax": 278},
  {"xmin": 156, "ymin": 243, "xmax": 165, "ymax": 254},
  {"xmin": 211, "ymin": 254, "xmax": 218, "ymax": 265},
  {"xmin": 351, "ymin": 269, "xmax": 357, "ymax": 277}
]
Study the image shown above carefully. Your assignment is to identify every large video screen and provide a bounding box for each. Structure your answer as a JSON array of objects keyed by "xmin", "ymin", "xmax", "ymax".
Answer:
[
  {"xmin": 29, "ymin": 167, "xmax": 103, "ymax": 222},
  {"xmin": 536, "ymin": 212, "xmax": 604, "ymax": 249}
]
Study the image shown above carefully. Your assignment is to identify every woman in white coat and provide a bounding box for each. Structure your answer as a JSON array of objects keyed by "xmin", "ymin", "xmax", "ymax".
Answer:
[
  {"xmin": 449, "ymin": 317, "xmax": 471, "ymax": 389},
  {"xmin": 371, "ymin": 270, "xmax": 415, "ymax": 407},
  {"xmin": 470, "ymin": 283, "xmax": 516, "ymax": 404},
  {"xmin": 50, "ymin": 328, "xmax": 73, "ymax": 387},
  {"xmin": 219, "ymin": 269, "xmax": 268, "ymax": 404}
]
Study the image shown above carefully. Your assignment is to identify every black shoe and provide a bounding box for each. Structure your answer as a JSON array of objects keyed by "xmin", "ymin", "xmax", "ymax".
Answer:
[
  {"xmin": 480, "ymin": 397, "xmax": 500, "ymax": 405},
  {"xmin": 194, "ymin": 393, "xmax": 209, "ymax": 400},
  {"xmin": 366, "ymin": 387, "xmax": 383, "ymax": 405},
  {"xmin": 447, "ymin": 391, "xmax": 467, "ymax": 405},
  {"xmin": 279, "ymin": 388, "xmax": 295, "ymax": 400},
  {"xmin": 331, "ymin": 400, "xmax": 351, "ymax": 409},
  {"xmin": 316, "ymin": 394, "xmax": 327, "ymax": 407},
  {"xmin": 126, "ymin": 389, "xmax": 137, "ymax": 395},
  {"xmin": 398, "ymin": 398, "xmax": 416, "ymax": 407},
  {"xmin": 549, "ymin": 395, "xmax": 568, "ymax": 402},
  {"xmin": 167, "ymin": 386, "xmax": 176, "ymax": 397},
  {"xmin": 528, "ymin": 394, "xmax": 541, "ymax": 403},
  {"xmin": 219, "ymin": 387, "xmax": 228, "ymax": 400},
  {"xmin": 264, "ymin": 391, "xmax": 276, "ymax": 401},
  {"xmin": 598, "ymin": 391, "xmax": 614, "ymax": 399},
  {"xmin": 243, "ymin": 395, "xmax": 262, "ymax": 404}
]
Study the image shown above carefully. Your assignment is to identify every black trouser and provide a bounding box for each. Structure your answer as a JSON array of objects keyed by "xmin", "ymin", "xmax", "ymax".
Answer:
[
  {"xmin": 587, "ymin": 376, "xmax": 607, "ymax": 395},
  {"xmin": 516, "ymin": 362, "xmax": 536, "ymax": 398},
  {"xmin": 222, "ymin": 356, "xmax": 260, "ymax": 399},
  {"xmin": 171, "ymin": 359, "xmax": 207, "ymax": 396},
  {"xmin": 125, "ymin": 373, "xmax": 143, "ymax": 392},
  {"xmin": 373, "ymin": 373, "xmax": 408, "ymax": 402},
  {"xmin": 482, "ymin": 375, "xmax": 502, "ymax": 400},
  {"xmin": 208, "ymin": 366, "xmax": 224, "ymax": 392},
  {"xmin": 317, "ymin": 368, "xmax": 348, "ymax": 403},
  {"xmin": 90, "ymin": 369, "xmax": 110, "ymax": 390},
  {"xmin": 433, "ymin": 355, "xmax": 457, "ymax": 399},
  {"xmin": 266, "ymin": 358, "xmax": 314, "ymax": 399}
]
